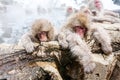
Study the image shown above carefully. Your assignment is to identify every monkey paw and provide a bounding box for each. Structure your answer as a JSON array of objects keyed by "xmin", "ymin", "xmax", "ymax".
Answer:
[
  {"xmin": 24, "ymin": 43, "xmax": 35, "ymax": 53},
  {"xmin": 58, "ymin": 34, "xmax": 69, "ymax": 48},
  {"xmin": 83, "ymin": 62, "xmax": 96, "ymax": 73},
  {"xmin": 102, "ymin": 44, "xmax": 112, "ymax": 55},
  {"xmin": 60, "ymin": 41, "xmax": 69, "ymax": 49}
]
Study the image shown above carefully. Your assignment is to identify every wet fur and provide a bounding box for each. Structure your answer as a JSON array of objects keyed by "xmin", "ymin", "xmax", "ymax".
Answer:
[
  {"xmin": 58, "ymin": 11, "xmax": 112, "ymax": 73},
  {"xmin": 18, "ymin": 19, "xmax": 55, "ymax": 53}
]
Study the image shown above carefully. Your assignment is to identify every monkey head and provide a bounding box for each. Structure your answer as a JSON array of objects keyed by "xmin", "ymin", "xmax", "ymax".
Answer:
[
  {"xmin": 94, "ymin": 0, "xmax": 103, "ymax": 10},
  {"xmin": 67, "ymin": 6, "xmax": 74, "ymax": 14},
  {"xmin": 65, "ymin": 12, "xmax": 90, "ymax": 38},
  {"xmin": 31, "ymin": 19, "xmax": 54, "ymax": 42},
  {"xmin": 88, "ymin": 0, "xmax": 103, "ymax": 15}
]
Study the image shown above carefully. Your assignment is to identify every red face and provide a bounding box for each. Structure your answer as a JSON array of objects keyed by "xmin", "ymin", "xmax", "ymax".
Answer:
[
  {"xmin": 37, "ymin": 31, "xmax": 48, "ymax": 42},
  {"xmin": 94, "ymin": 0, "xmax": 102, "ymax": 10},
  {"xmin": 67, "ymin": 7, "xmax": 73, "ymax": 13},
  {"xmin": 74, "ymin": 26, "xmax": 87, "ymax": 38}
]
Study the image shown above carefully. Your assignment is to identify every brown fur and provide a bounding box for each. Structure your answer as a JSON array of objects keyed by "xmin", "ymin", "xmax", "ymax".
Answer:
[
  {"xmin": 58, "ymin": 11, "xmax": 96, "ymax": 73},
  {"xmin": 58, "ymin": 10, "xmax": 112, "ymax": 73},
  {"xmin": 31, "ymin": 19, "xmax": 55, "ymax": 41},
  {"xmin": 18, "ymin": 19, "xmax": 55, "ymax": 53}
]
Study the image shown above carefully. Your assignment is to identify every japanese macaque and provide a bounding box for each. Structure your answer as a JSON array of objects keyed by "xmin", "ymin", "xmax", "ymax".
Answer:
[
  {"xmin": 66, "ymin": 6, "xmax": 78, "ymax": 17},
  {"xmin": 58, "ymin": 11, "xmax": 112, "ymax": 73},
  {"xmin": 87, "ymin": 0, "xmax": 120, "ymax": 23},
  {"xmin": 18, "ymin": 19, "xmax": 56, "ymax": 54}
]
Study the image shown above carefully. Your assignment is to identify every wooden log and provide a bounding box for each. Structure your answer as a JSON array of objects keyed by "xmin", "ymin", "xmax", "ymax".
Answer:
[
  {"xmin": 0, "ymin": 42, "xmax": 118, "ymax": 80},
  {"xmin": 0, "ymin": 42, "xmax": 63, "ymax": 80},
  {"xmin": 110, "ymin": 53, "xmax": 120, "ymax": 80}
]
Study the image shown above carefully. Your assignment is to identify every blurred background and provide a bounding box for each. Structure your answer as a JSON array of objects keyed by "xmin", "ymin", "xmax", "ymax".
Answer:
[{"xmin": 0, "ymin": 0, "xmax": 119, "ymax": 44}]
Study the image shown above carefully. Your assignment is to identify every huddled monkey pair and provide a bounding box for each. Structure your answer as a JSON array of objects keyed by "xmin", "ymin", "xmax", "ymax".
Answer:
[
  {"xmin": 18, "ymin": 0, "xmax": 113, "ymax": 73},
  {"xmin": 66, "ymin": 0, "xmax": 120, "ymax": 23},
  {"xmin": 87, "ymin": 0, "xmax": 120, "ymax": 23}
]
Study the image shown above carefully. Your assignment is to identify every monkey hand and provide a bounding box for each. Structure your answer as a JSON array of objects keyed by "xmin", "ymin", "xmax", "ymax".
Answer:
[
  {"xmin": 59, "ymin": 40, "xmax": 69, "ymax": 49},
  {"xmin": 83, "ymin": 61, "xmax": 96, "ymax": 73},
  {"xmin": 58, "ymin": 33, "xmax": 69, "ymax": 49},
  {"xmin": 101, "ymin": 43, "xmax": 112, "ymax": 55},
  {"xmin": 24, "ymin": 42, "xmax": 35, "ymax": 53},
  {"xmin": 81, "ymin": 56, "xmax": 96, "ymax": 73}
]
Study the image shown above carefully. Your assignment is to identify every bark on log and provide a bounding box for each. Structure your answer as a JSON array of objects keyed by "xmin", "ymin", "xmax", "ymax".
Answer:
[
  {"xmin": 0, "ymin": 23, "xmax": 120, "ymax": 80},
  {"xmin": 110, "ymin": 59, "xmax": 120, "ymax": 80},
  {"xmin": 0, "ymin": 42, "xmax": 62, "ymax": 80}
]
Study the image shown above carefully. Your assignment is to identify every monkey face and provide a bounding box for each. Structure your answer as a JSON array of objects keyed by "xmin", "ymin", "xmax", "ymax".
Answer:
[
  {"xmin": 67, "ymin": 6, "xmax": 73, "ymax": 14},
  {"xmin": 72, "ymin": 19, "xmax": 87, "ymax": 38},
  {"xmin": 73, "ymin": 26, "xmax": 87, "ymax": 38},
  {"xmin": 31, "ymin": 19, "xmax": 55, "ymax": 42},
  {"xmin": 37, "ymin": 31, "xmax": 48, "ymax": 42},
  {"xmin": 94, "ymin": 0, "xmax": 102, "ymax": 10}
]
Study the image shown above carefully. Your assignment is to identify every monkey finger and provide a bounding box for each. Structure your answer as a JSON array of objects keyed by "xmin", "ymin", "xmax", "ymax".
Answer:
[
  {"xmin": 25, "ymin": 44, "xmax": 35, "ymax": 53},
  {"xmin": 101, "ymin": 44, "xmax": 112, "ymax": 55},
  {"xmin": 84, "ymin": 62, "xmax": 96, "ymax": 74},
  {"xmin": 61, "ymin": 41, "xmax": 69, "ymax": 49}
]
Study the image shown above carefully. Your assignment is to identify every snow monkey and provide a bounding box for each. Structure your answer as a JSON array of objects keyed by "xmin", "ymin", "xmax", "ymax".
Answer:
[
  {"xmin": 57, "ymin": 11, "xmax": 112, "ymax": 73},
  {"xmin": 66, "ymin": 6, "xmax": 78, "ymax": 17},
  {"xmin": 87, "ymin": 0, "xmax": 120, "ymax": 23},
  {"xmin": 18, "ymin": 19, "xmax": 56, "ymax": 53}
]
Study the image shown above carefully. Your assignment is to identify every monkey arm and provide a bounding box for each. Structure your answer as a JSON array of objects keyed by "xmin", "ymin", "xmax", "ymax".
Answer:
[
  {"xmin": 57, "ymin": 32, "xmax": 69, "ymax": 49},
  {"xmin": 104, "ymin": 15, "xmax": 120, "ymax": 23},
  {"xmin": 93, "ymin": 27, "xmax": 112, "ymax": 55},
  {"xmin": 67, "ymin": 33, "xmax": 92, "ymax": 57},
  {"xmin": 91, "ymin": 16, "xmax": 118, "ymax": 23},
  {"xmin": 18, "ymin": 32, "xmax": 35, "ymax": 53},
  {"xmin": 91, "ymin": 12, "xmax": 120, "ymax": 23},
  {"xmin": 66, "ymin": 33, "xmax": 96, "ymax": 73},
  {"xmin": 104, "ymin": 10, "xmax": 119, "ymax": 18}
]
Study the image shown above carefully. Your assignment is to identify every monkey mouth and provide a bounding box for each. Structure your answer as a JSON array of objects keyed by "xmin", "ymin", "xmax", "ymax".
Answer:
[
  {"xmin": 74, "ymin": 26, "xmax": 87, "ymax": 32},
  {"xmin": 37, "ymin": 32, "xmax": 48, "ymax": 42},
  {"xmin": 73, "ymin": 26, "xmax": 87, "ymax": 38}
]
